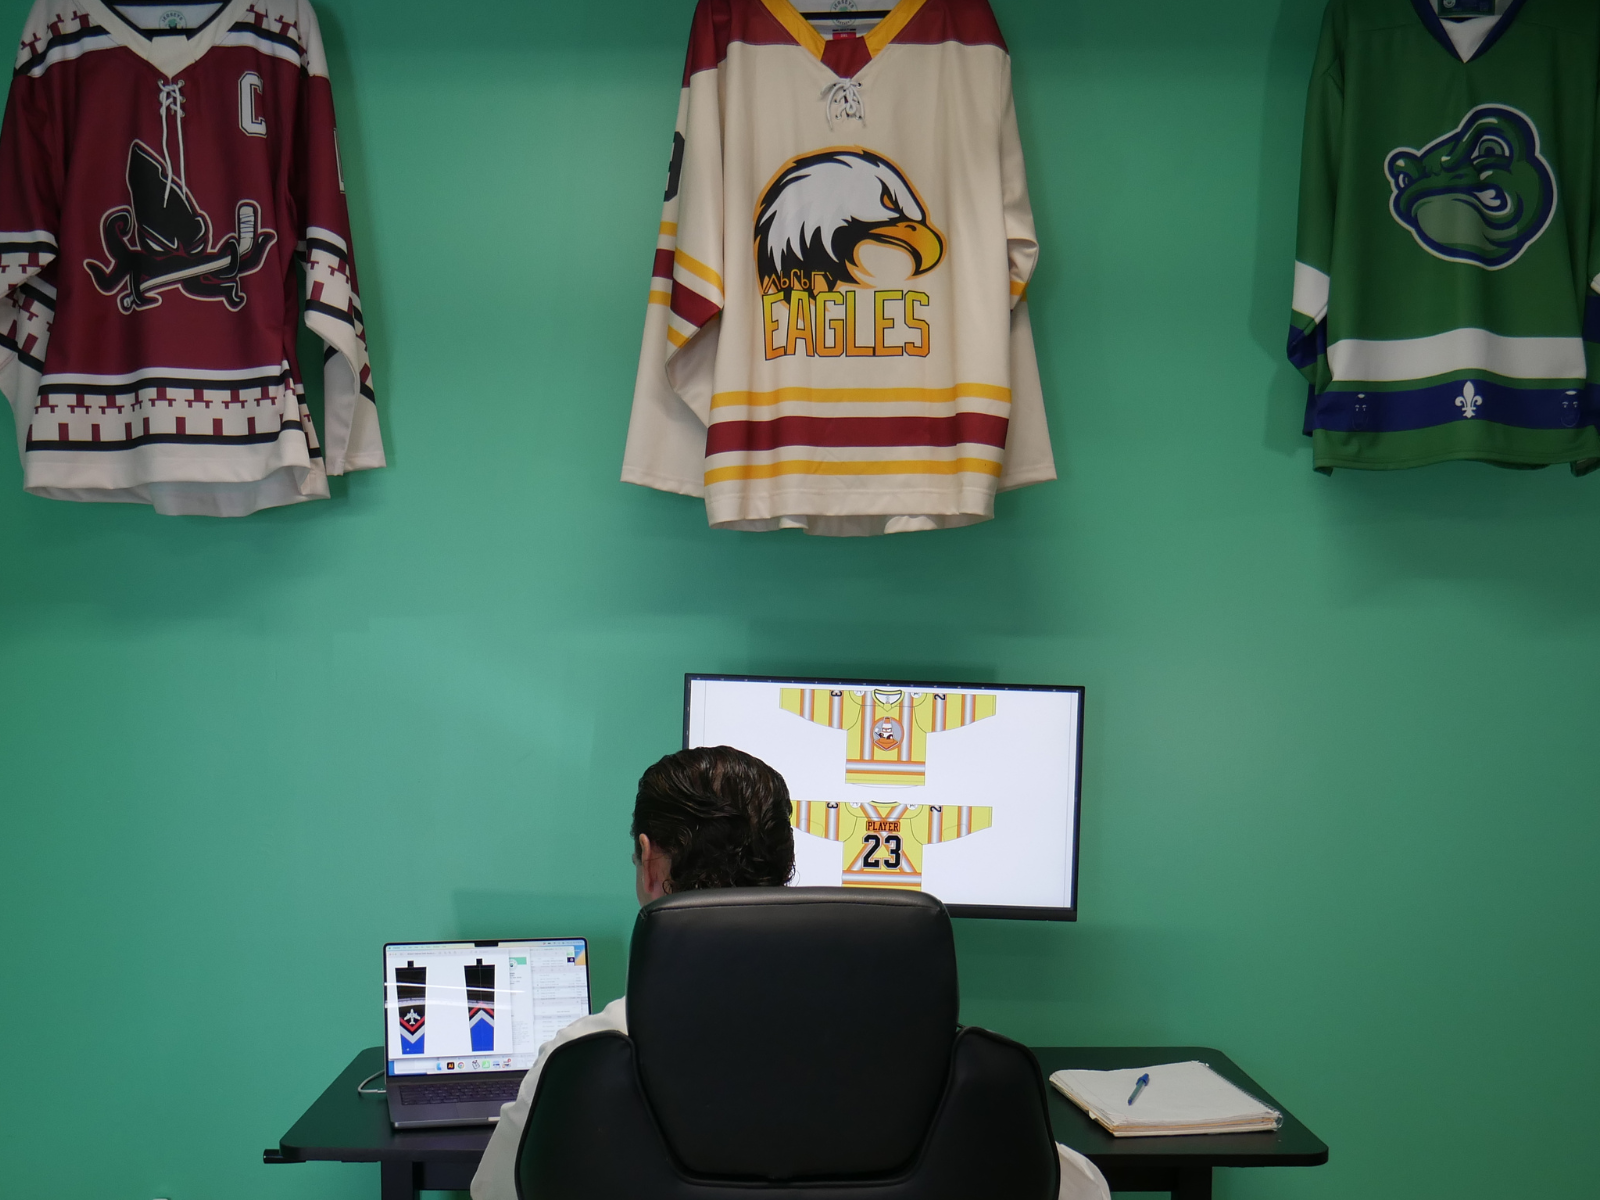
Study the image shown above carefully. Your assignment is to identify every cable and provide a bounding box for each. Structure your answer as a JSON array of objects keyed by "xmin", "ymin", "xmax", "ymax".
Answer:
[{"xmin": 357, "ymin": 1069, "xmax": 387, "ymax": 1096}]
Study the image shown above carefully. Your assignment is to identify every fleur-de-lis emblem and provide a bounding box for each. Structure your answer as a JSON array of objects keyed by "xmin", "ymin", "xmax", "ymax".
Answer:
[{"xmin": 1455, "ymin": 381, "xmax": 1482, "ymax": 419}]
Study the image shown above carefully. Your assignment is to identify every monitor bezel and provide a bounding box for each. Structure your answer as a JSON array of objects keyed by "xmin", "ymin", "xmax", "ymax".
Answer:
[
  {"xmin": 381, "ymin": 936, "xmax": 593, "ymax": 1076},
  {"xmin": 683, "ymin": 673, "xmax": 1084, "ymax": 922}
]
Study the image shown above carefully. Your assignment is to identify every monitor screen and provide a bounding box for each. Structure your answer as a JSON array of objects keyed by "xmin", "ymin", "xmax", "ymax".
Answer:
[
  {"xmin": 383, "ymin": 938, "xmax": 590, "ymax": 1076},
  {"xmin": 685, "ymin": 675, "xmax": 1083, "ymax": 920}
]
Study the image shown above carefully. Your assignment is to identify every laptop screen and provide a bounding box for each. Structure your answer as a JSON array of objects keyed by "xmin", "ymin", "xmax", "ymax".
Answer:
[{"xmin": 383, "ymin": 938, "xmax": 590, "ymax": 1077}]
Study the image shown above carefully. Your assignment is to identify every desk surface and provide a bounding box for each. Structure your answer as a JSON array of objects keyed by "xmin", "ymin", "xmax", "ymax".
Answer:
[
  {"xmin": 275, "ymin": 1044, "xmax": 1326, "ymax": 1174},
  {"xmin": 276, "ymin": 1047, "xmax": 492, "ymax": 1166},
  {"xmin": 1036, "ymin": 1047, "xmax": 1328, "ymax": 1170}
]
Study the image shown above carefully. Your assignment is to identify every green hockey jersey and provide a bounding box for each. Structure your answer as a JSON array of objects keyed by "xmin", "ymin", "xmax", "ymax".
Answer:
[{"xmin": 1291, "ymin": 0, "xmax": 1600, "ymax": 472}]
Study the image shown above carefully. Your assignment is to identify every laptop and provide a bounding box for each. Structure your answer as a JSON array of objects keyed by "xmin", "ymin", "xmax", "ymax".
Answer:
[{"xmin": 383, "ymin": 937, "xmax": 591, "ymax": 1129}]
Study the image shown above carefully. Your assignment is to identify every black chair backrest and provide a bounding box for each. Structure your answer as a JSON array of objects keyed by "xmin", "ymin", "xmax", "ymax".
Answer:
[{"xmin": 626, "ymin": 888, "xmax": 958, "ymax": 1181}]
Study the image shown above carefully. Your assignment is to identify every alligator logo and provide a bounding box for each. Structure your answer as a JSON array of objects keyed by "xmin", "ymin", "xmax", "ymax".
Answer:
[{"xmin": 1385, "ymin": 105, "xmax": 1555, "ymax": 270}]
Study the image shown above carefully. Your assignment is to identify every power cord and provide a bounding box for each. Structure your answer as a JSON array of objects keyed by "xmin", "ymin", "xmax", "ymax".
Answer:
[{"xmin": 357, "ymin": 1069, "xmax": 387, "ymax": 1096}]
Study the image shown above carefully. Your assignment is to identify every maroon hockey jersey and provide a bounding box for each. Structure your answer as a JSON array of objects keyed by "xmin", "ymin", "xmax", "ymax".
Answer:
[{"xmin": 0, "ymin": 0, "xmax": 383, "ymax": 516}]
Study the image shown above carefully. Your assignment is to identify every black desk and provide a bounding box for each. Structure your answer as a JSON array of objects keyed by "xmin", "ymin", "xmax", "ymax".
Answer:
[
  {"xmin": 1036, "ymin": 1047, "xmax": 1328, "ymax": 1200},
  {"xmin": 268, "ymin": 1045, "xmax": 1327, "ymax": 1200}
]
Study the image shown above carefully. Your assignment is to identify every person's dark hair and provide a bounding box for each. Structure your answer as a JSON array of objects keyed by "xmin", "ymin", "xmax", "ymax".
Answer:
[{"xmin": 631, "ymin": 746, "xmax": 795, "ymax": 892}]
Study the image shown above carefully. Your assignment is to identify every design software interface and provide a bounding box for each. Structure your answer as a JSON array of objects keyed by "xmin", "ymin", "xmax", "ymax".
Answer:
[
  {"xmin": 686, "ymin": 675, "xmax": 1083, "ymax": 916},
  {"xmin": 384, "ymin": 938, "xmax": 590, "ymax": 1076}
]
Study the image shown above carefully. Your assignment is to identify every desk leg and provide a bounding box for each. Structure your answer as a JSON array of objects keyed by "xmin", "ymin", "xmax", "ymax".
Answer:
[
  {"xmin": 1170, "ymin": 1167, "xmax": 1212, "ymax": 1200},
  {"xmin": 381, "ymin": 1159, "xmax": 420, "ymax": 1200}
]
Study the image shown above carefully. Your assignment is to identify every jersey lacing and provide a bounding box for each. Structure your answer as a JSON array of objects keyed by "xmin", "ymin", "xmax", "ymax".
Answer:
[
  {"xmin": 157, "ymin": 79, "xmax": 188, "ymax": 202},
  {"xmin": 823, "ymin": 77, "xmax": 865, "ymax": 126}
]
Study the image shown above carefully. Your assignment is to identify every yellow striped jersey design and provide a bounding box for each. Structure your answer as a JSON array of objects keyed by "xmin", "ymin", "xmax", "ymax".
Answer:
[
  {"xmin": 791, "ymin": 800, "xmax": 993, "ymax": 890},
  {"xmin": 780, "ymin": 687, "xmax": 996, "ymax": 785}
]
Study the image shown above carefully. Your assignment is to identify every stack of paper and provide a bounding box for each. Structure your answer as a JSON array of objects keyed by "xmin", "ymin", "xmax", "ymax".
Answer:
[{"xmin": 1049, "ymin": 1061, "xmax": 1282, "ymax": 1137}]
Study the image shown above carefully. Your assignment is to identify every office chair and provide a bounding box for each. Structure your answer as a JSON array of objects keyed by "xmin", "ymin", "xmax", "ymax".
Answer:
[{"xmin": 515, "ymin": 887, "xmax": 1060, "ymax": 1199}]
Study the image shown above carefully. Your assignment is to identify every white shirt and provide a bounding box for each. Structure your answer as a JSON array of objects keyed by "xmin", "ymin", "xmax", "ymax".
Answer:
[{"xmin": 470, "ymin": 997, "xmax": 1110, "ymax": 1200}]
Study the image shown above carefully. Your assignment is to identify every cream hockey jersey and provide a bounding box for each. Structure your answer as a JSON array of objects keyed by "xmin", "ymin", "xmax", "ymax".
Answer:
[
  {"xmin": 0, "ymin": 0, "xmax": 382, "ymax": 516},
  {"xmin": 623, "ymin": 0, "xmax": 1054, "ymax": 536}
]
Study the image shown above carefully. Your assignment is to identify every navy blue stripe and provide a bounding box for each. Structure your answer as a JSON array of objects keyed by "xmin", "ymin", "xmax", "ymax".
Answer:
[
  {"xmin": 305, "ymin": 299, "xmax": 355, "ymax": 327},
  {"xmin": 1466, "ymin": 0, "xmax": 1527, "ymax": 61},
  {"xmin": 1287, "ymin": 321, "xmax": 1326, "ymax": 372},
  {"xmin": 1309, "ymin": 377, "xmax": 1591, "ymax": 433},
  {"xmin": 1583, "ymin": 294, "xmax": 1600, "ymax": 343},
  {"xmin": 18, "ymin": 282, "xmax": 55, "ymax": 311},
  {"xmin": 0, "ymin": 330, "xmax": 44, "ymax": 372},
  {"xmin": 15, "ymin": 24, "xmax": 108, "ymax": 77},
  {"xmin": 1409, "ymin": 0, "xmax": 1528, "ymax": 63},
  {"xmin": 225, "ymin": 21, "xmax": 303, "ymax": 55}
]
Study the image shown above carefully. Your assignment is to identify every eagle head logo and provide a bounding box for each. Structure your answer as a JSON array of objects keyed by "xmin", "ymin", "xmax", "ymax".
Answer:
[{"xmin": 755, "ymin": 148, "xmax": 945, "ymax": 294}]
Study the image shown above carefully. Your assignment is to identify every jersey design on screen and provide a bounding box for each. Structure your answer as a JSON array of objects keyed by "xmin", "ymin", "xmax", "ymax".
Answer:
[
  {"xmin": 394, "ymin": 963, "xmax": 426, "ymax": 1055},
  {"xmin": 791, "ymin": 800, "xmax": 991, "ymax": 889},
  {"xmin": 780, "ymin": 686, "xmax": 995, "ymax": 785},
  {"xmin": 464, "ymin": 960, "xmax": 495, "ymax": 1053}
]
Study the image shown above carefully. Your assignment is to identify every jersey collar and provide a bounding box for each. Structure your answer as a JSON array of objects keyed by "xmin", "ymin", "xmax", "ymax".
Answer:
[
  {"xmin": 1408, "ymin": 0, "xmax": 1528, "ymax": 64},
  {"xmin": 761, "ymin": 0, "xmax": 930, "ymax": 63},
  {"xmin": 84, "ymin": 0, "xmax": 254, "ymax": 78}
]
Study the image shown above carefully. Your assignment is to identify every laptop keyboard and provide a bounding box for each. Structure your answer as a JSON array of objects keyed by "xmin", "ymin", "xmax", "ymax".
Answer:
[{"xmin": 399, "ymin": 1079, "xmax": 522, "ymax": 1106}]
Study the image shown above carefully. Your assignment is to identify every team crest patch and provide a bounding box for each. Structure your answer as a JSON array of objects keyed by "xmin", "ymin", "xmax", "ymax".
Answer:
[
  {"xmin": 85, "ymin": 141, "xmax": 276, "ymax": 313},
  {"xmin": 872, "ymin": 716, "xmax": 904, "ymax": 752},
  {"xmin": 1385, "ymin": 105, "xmax": 1555, "ymax": 270},
  {"xmin": 755, "ymin": 147, "xmax": 944, "ymax": 295}
]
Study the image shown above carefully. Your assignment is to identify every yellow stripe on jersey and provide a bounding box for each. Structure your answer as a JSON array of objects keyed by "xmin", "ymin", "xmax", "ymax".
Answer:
[
  {"xmin": 659, "ymin": 221, "xmax": 677, "ymax": 237},
  {"xmin": 709, "ymin": 383, "xmax": 1013, "ymax": 410},
  {"xmin": 706, "ymin": 458, "xmax": 1003, "ymax": 485},
  {"xmin": 648, "ymin": 290, "xmax": 671, "ymax": 306},
  {"xmin": 761, "ymin": 0, "xmax": 828, "ymax": 59},
  {"xmin": 863, "ymin": 0, "xmax": 930, "ymax": 56},
  {"xmin": 673, "ymin": 249, "xmax": 724, "ymax": 294}
]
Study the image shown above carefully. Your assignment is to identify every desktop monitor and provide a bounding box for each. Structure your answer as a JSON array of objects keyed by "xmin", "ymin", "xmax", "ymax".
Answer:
[
  {"xmin": 383, "ymin": 938, "xmax": 590, "ymax": 1077},
  {"xmin": 684, "ymin": 674, "xmax": 1083, "ymax": 920}
]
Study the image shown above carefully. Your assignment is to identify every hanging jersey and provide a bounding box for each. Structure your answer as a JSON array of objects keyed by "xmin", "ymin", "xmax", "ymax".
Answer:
[
  {"xmin": 792, "ymin": 800, "xmax": 992, "ymax": 889},
  {"xmin": 623, "ymin": 0, "xmax": 1055, "ymax": 536},
  {"xmin": 0, "ymin": 0, "xmax": 383, "ymax": 516},
  {"xmin": 780, "ymin": 686, "xmax": 995, "ymax": 785},
  {"xmin": 1290, "ymin": 0, "xmax": 1600, "ymax": 473}
]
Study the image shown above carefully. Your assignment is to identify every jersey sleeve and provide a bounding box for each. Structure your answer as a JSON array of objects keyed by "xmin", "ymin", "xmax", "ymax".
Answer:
[
  {"xmin": 0, "ymin": 1, "xmax": 63, "ymax": 450},
  {"xmin": 780, "ymin": 687, "xmax": 849, "ymax": 728},
  {"xmin": 925, "ymin": 805, "xmax": 993, "ymax": 844},
  {"xmin": 622, "ymin": 4, "xmax": 726, "ymax": 497},
  {"xmin": 918, "ymin": 692, "xmax": 997, "ymax": 731},
  {"xmin": 1289, "ymin": 3, "xmax": 1343, "ymax": 400},
  {"xmin": 791, "ymin": 802, "xmax": 842, "ymax": 842},
  {"xmin": 994, "ymin": 59, "xmax": 1055, "ymax": 491},
  {"xmin": 294, "ymin": 1, "xmax": 383, "ymax": 478}
]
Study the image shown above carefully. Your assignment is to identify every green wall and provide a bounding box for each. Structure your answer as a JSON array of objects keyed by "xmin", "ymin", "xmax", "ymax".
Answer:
[{"xmin": 1, "ymin": 1, "xmax": 1595, "ymax": 1197}]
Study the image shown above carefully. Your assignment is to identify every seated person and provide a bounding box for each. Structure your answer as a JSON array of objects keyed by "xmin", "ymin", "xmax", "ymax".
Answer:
[{"xmin": 470, "ymin": 746, "xmax": 1109, "ymax": 1200}]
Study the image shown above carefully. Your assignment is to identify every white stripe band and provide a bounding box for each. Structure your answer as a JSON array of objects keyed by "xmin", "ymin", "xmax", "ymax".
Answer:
[
  {"xmin": 1327, "ymin": 329, "xmax": 1585, "ymax": 383},
  {"xmin": 1292, "ymin": 262, "xmax": 1330, "ymax": 324},
  {"xmin": 42, "ymin": 363, "xmax": 288, "ymax": 387}
]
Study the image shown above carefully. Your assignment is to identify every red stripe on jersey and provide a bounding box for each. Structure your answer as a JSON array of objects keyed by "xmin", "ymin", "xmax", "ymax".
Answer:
[
  {"xmin": 652, "ymin": 248, "xmax": 675, "ymax": 280},
  {"xmin": 898, "ymin": 0, "xmax": 1009, "ymax": 51},
  {"xmin": 670, "ymin": 282, "xmax": 721, "ymax": 329},
  {"xmin": 705, "ymin": 413, "xmax": 1010, "ymax": 454},
  {"xmin": 682, "ymin": 0, "xmax": 798, "ymax": 83}
]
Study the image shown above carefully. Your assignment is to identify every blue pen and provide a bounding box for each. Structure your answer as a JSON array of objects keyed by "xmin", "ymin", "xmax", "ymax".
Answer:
[{"xmin": 1127, "ymin": 1073, "xmax": 1150, "ymax": 1106}]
